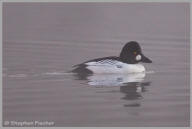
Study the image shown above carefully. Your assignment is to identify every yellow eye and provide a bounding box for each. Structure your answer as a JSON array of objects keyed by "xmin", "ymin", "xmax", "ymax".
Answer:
[{"xmin": 134, "ymin": 51, "xmax": 137, "ymax": 55}]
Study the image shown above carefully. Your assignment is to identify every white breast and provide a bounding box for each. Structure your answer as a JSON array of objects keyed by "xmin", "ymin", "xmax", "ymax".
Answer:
[{"xmin": 85, "ymin": 59, "xmax": 145, "ymax": 74}]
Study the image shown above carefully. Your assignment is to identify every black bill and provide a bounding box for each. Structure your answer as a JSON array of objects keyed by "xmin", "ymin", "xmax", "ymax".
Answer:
[{"xmin": 141, "ymin": 54, "xmax": 152, "ymax": 63}]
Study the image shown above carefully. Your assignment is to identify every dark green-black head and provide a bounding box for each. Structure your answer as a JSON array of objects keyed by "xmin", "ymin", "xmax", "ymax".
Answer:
[{"xmin": 119, "ymin": 41, "xmax": 152, "ymax": 64}]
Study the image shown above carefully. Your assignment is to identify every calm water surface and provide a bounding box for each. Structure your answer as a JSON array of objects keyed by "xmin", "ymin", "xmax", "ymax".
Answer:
[{"xmin": 3, "ymin": 3, "xmax": 190, "ymax": 127}]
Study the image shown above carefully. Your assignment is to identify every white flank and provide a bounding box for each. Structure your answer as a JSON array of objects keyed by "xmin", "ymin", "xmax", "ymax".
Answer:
[{"xmin": 85, "ymin": 60, "xmax": 145, "ymax": 74}]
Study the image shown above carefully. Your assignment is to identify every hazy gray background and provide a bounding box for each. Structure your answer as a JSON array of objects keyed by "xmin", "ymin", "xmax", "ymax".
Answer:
[{"xmin": 3, "ymin": 3, "xmax": 190, "ymax": 127}]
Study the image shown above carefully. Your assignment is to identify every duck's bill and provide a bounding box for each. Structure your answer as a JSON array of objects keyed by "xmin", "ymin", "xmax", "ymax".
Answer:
[{"xmin": 141, "ymin": 55, "xmax": 152, "ymax": 63}]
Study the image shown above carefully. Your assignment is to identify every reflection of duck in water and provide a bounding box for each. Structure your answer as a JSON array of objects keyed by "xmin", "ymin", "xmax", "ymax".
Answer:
[
  {"xmin": 73, "ymin": 71, "xmax": 151, "ymax": 107},
  {"xmin": 120, "ymin": 82, "xmax": 151, "ymax": 100},
  {"xmin": 71, "ymin": 41, "xmax": 152, "ymax": 75},
  {"xmin": 87, "ymin": 73, "xmax": 150, "ymax": 102},
  {"xmin": 87, "ymin": 72, "xmax": 146, "ymax": 86},
  {"xmin": 120, "ymin": 81, "xmax": 151, "ymax": 107}
]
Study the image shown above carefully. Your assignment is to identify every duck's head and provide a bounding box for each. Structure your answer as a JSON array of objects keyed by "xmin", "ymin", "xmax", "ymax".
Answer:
[{"xmin": 119, "ymin": 41, "xmax": 152, "ymax": 64}]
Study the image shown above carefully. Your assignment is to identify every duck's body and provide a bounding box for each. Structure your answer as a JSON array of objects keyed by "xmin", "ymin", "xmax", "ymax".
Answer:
[
  {"xmin": 73, "ymin": 56, "xmax": 145, "ymax": 74},
  {"xmin": 72, "ymin": 41, "xmax": 152, "ymax": 74}
]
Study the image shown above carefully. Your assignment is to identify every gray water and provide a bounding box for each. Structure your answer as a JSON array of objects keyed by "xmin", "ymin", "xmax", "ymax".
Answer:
[{"xmin": 3, "ymin": 3, "xmax": 190, "ymax": 127}]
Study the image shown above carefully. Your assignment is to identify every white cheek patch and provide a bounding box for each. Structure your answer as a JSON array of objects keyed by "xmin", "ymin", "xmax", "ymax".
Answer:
[{"xmin": 136, "ymin": 54, "xmax": 142, "ymax": 61}]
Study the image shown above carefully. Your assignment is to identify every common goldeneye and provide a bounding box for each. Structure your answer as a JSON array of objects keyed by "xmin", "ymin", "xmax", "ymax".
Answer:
[{"xmin": 72, "ymin": 41, "xmax": 152, "ymax": 74}]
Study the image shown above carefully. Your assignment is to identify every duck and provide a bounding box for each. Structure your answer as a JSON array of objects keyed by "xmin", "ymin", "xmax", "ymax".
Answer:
[{"xmin": 71, "ymin": 41, "xmax": 152, "ymax": 74}]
